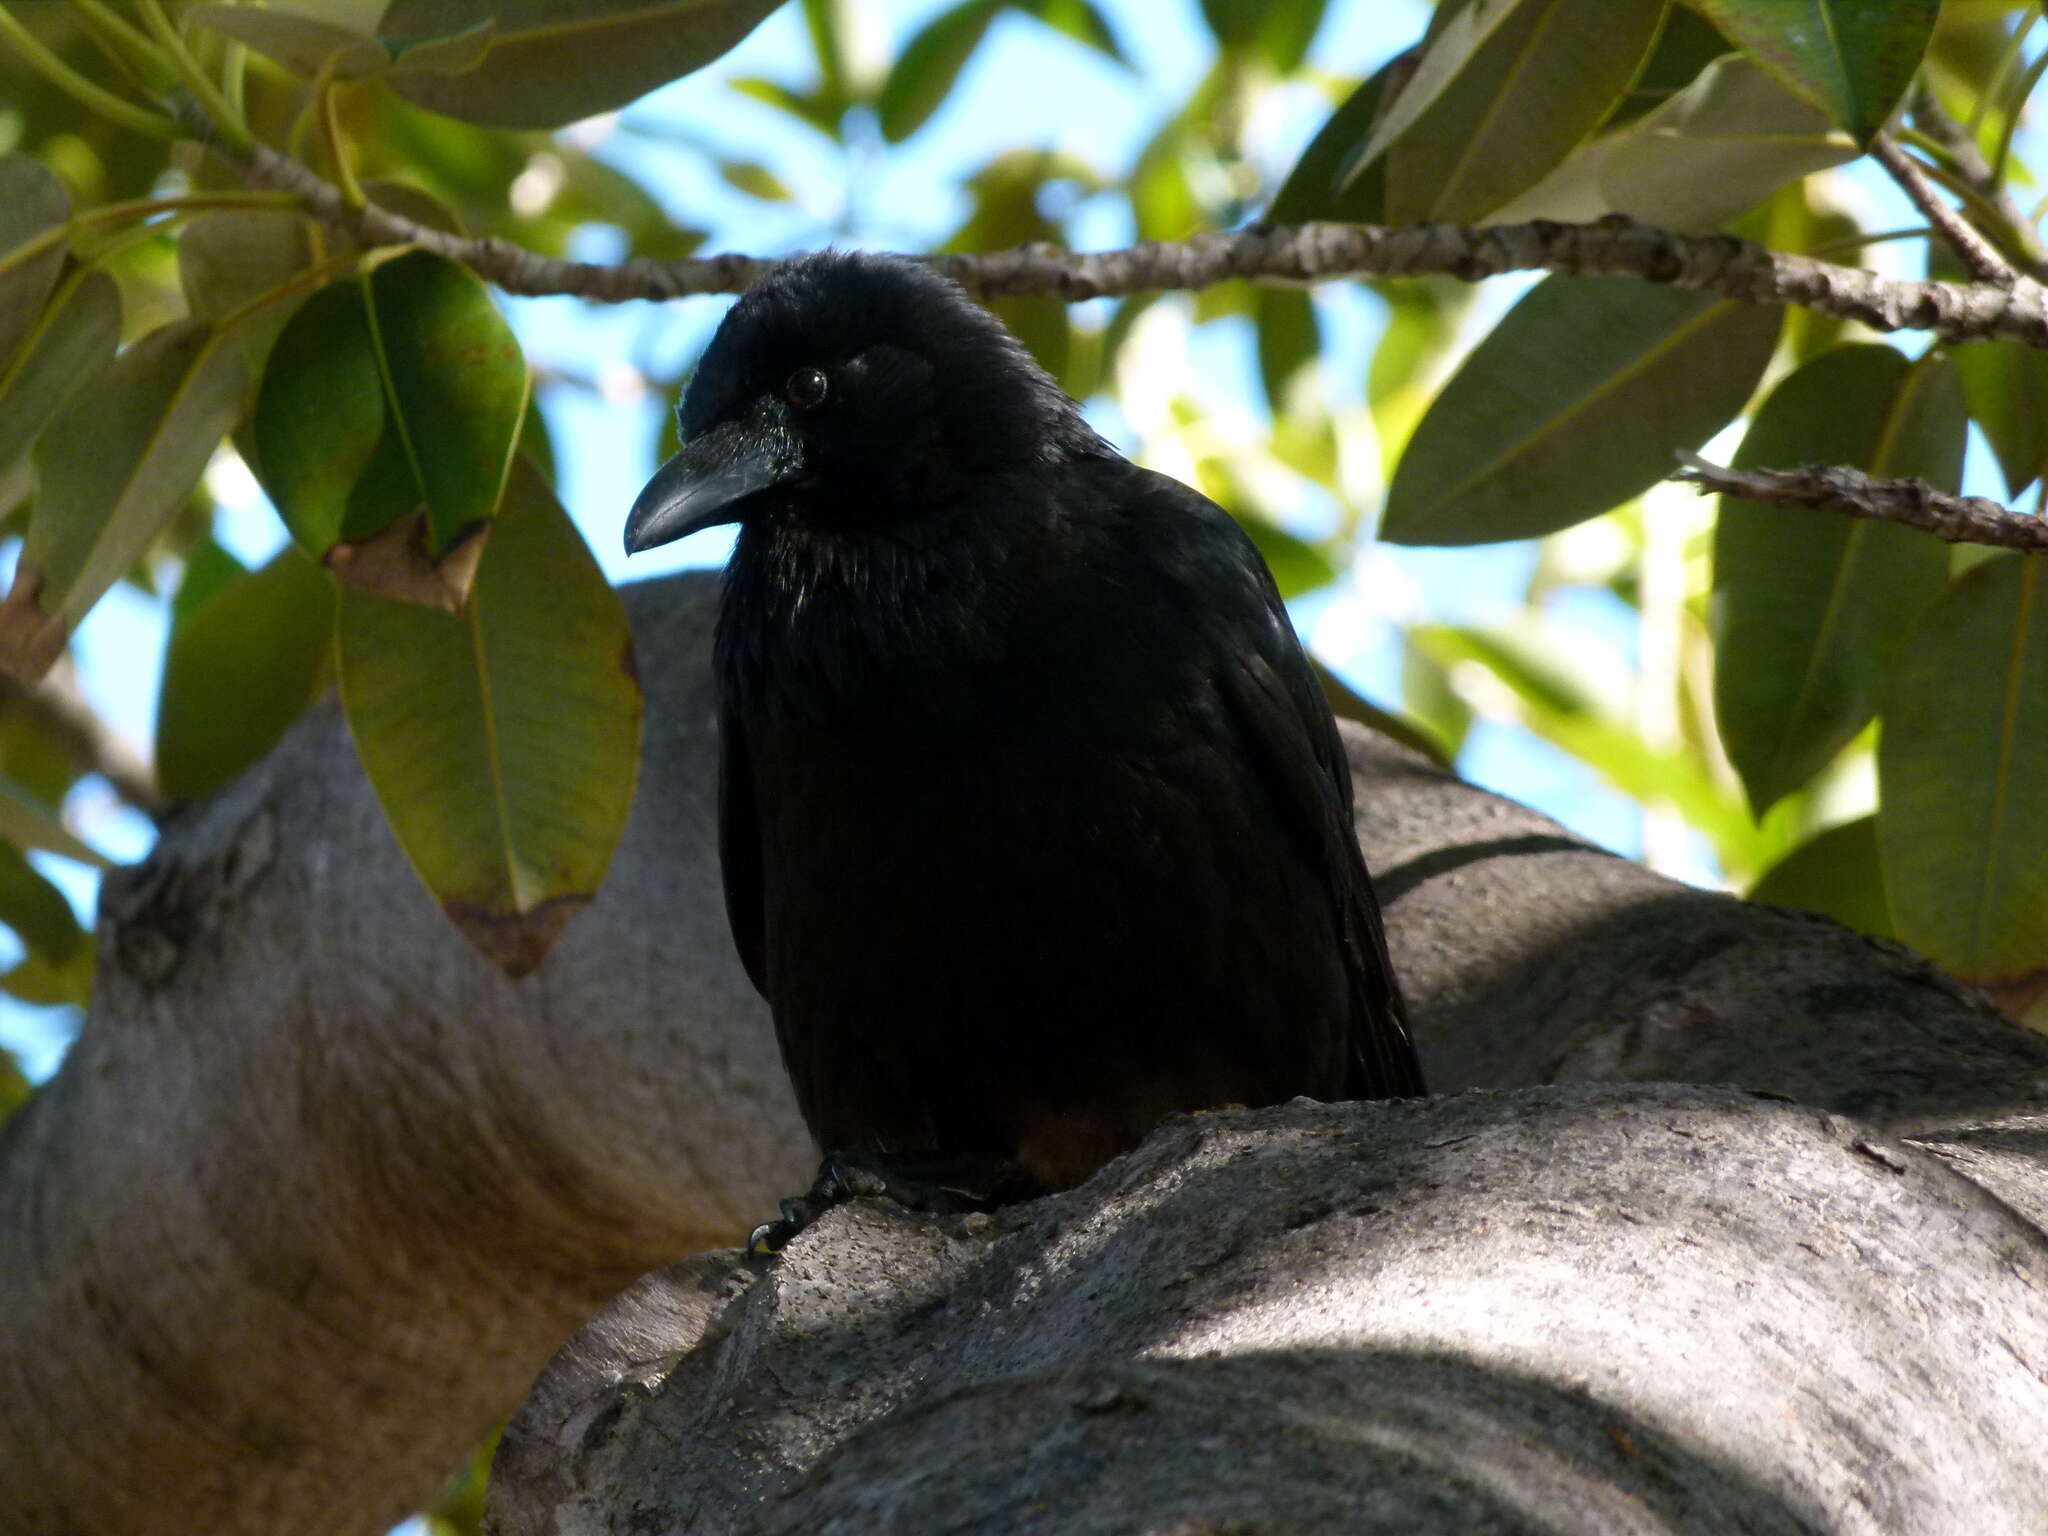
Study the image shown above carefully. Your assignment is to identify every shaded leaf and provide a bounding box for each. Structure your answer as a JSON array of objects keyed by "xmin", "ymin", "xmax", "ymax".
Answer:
[
  {"xmin": 1693, "ymin": 0, "xmax": 1936, "ymax": 144},
  {"xmin": 1383, "ymin": 0, "xmax": 1665, "ymax": 225},
  {"xmin": 0, "ymin": 321, "xmax": 247, "ymax": 682},
  {"xmin": 0, "ymin": 1048, "xmax": 26, "ymax": 1123},
  {"xmin": 1241, "ymin": 518, "xmax": 1338, "ymax": 599},
  {"xmin": 1712, "ymin": 346, "xmax": 1960, "ymax": 815},
  {"xmin": 1253, "ymin": 286, "xmax": 1319, "ymax": 414},
  {"xmin": 253, "ymin": 251, "xmax": 526, "ymax": 600},
  {"xmin": 0, "ymin": 776, "xmax": 107, "ymax": 868},
  {"xmin": 1199, "ymin": 0, "xmax": 1325, "ymax": 72},
  {"xmin": 0, "ymin": 270, "xmax": 120, "ymax": 474},
  {"xmin": 1879, "ymin": 553, "xmax": 2048, "ymax": 984},
  {"xmin": 178, "ymin": 210, "xmax": 317, "ymax": 393},
  {"xmin": 158, "ymin": 546, "xmax": 338, "ymax": 802},
  {"xmin": 1953, "ymin": 340, "xmax": 2048, "ymax": 498},
  {"xmin": 1314, "ymin": 658, "xmax": 1452, "ymax": 768},
  {"xmin": 1383, "ymin": 277, "xmax": 1780, "ymax": 545},
  {"xmin": 1266, "ymin": 63, "xmax": 1390, "ymax": 225},
  {"xmin": 337, "ymin": 459, "xmax": 641, "ymax": 976},
  {"xmin": 1345, "ymin": 0, "xmax": 1539, "ymax": 185},
  {"xmin": 1748, "ymin": 814, "xmax": 1891, "ymax": 939},
  {"xmin": 0, "ymin": 156, "xmax": 70, "ymax": 386},
  {"xmin": 878, "ymin": 0, "xmax": 1002, "ymax": 143},
  {"xmin": 381, "ymin": 0, "xmax": 784, "ymax": 129},
  {"xmin": 0, "ymin": 835, "xmax": 83, "ymax": 963},
  {"xmin": 716, "ymin": 159, "xmax": 794, "ymax": 202},
  {"xmin": 189, "ymin": 5, "xmax": 393, "ymax": 77},
  {"xmin": 0, "ymin": 940, "xmax": 92, "ymax": 1007},
  {"xmin": 1493, "ymin": 57, "xmax": 1853, "ymax": 229}
]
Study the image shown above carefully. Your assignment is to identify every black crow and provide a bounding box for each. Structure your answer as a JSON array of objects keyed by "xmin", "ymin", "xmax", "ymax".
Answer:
[{"xmin": 626, "ymin": 251, "xmax": 1422, "ymax": 1251}]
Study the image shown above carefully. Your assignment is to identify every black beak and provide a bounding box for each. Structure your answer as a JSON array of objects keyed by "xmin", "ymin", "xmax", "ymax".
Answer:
[{"xmin": 623, "ymin": 424, "xmax": 799, "ymax": 555}]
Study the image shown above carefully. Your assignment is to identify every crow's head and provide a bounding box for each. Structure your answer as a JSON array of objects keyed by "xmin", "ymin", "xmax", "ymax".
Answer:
[{"xmin": 624, "ymin": 251, "xmax": 1099, "ymax": 555}]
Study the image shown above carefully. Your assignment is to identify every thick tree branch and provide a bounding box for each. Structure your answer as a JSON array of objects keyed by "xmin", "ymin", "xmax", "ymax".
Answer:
[
  {"xmin": 209, "ymin": 130, "xmax": 2048, "ymax": 347},
  {"xmin": 1674, "ymin": 450, "xmax": 2048, "ymax": 553},
  {"xmin": 1870, "ymin": 132, "xmax": 2017, "ymax": 287}
]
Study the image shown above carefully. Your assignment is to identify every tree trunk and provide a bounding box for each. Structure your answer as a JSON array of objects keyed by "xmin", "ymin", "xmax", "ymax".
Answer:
[{"xmin": 4, "ymin": 572, "xmax": 2045, "ymax": 1535}]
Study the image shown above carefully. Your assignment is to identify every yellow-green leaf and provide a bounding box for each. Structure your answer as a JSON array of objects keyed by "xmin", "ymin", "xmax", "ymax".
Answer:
[
  {"xmin": 337, "ymin": 459, "xmax": 641, "ymax": 976},
  {"xmin": 0, "ymin": 270, "xmax": 120, "ymax": 474},
  {"xmin": 0, "ymin": 322, "xmax": 246, "ymax": 682},
  {"xmin": 1880, "ymin": 554, "xmax": 2048, "ymax": 985},
  {"xmin": 1748, "ymin": 814, "xmax": 1891, "ymax": 939},
  {"xmin": 158, "ymin": 546, "xmax": 338, "ymax": 802},
  {"xmin": 0, "ymin": 157, "xmax": 70, "ymax": 383},
  {"xmin": 1384, "ymin": 276, "xmax": 1780, "ymax": 545}
]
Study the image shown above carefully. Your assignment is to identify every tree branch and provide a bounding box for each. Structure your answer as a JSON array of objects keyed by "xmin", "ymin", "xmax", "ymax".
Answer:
[
  {"xmin": 1673, "ymin": 450, "xmax": 2048, "ymax": 553},
  {"xmin": 1870, "ymin": 132, "xmax": 2017, "ymax": 287},
  {"xmin": 205, "ymin": 129, "xmax": 2048, "ymax": 348},
  {"xmin": 1906, "ymin": 85, "xmax": 2048, "ymax": 282}
]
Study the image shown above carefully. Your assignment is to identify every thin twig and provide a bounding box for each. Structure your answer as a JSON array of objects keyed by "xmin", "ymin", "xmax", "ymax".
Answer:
[
  {"xmin": 1674, "ymin": 451, "xmax": 2048, "ymax": 554},
  {"xmin": 1870, "ymin": 132, "xmax": 2016, "ymax": 287},
  {"xmin": 1907, "ymin": 86, "xmax": 2048, "ymax": 281}
]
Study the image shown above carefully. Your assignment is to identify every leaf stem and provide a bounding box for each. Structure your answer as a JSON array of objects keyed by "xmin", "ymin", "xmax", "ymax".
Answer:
[
  {"xmin": 319, "ymin": 82, "xmax": 368, "ymax": 212},
  {"xmin": 135, "ymin": 0, "xmax": 250, "ymax": 153},
  {"xmin": 0, "ymin": 0, "xmax": 177, "ymax": 140}
]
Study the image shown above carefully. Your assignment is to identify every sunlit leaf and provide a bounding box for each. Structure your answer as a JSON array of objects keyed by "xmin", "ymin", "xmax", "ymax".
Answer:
[
  {"xmin": 1199, "ymin": 0, "xmax": 1326, "ymax": 72},
  {"xmin": 716, "ymin": 159, "xmax": 794, "ymax": 202},
  {"xmin": 0, "ymin": 321, "xmax": 246, "ymax": 682},
  {"xmin": 1022, "ymin": 0, "xmax": 1127, "ymax": 65},
  {"xmin": 381, "ymin": 0, "xmax": 784, "ymax": 128},
  {"xmin": 1692, "ymin": 0, "xmax": 1937, "ymax": 144},
  {"xmin": 1383, "ymin": 0, "xmax": 1664, "ymax": 225},
  {"xmin": 0, "ymin": 270, "xmax": 119, "ymax": 474},
  {"xmin": 1880, "ymin": 553, "xmax": 2048, "ymax": 984},
  {"xmin": 0, "ymin": 156, "xmax": 70, "ymax": 386},
  {"xmin": 1748, "ymin": 814, "xmax": 1891, "ymax": 939},
  {"xmin": 1713, "ymin": 346, "xmax": 1960, "ymax": 815},
  {"xmin": 158, "ymin": 546, "xmax": 338, "ymax": 802},
  {"xmin": 878, "ymin": 0, "xmax": 1002, "ymax": 143},
  {"xmin": 1384, "ymin": 277, "xmax": 1780, "ymax": 545},
  {"xmin": 1953, "ymin": 340, "xmax": 2048, "ymax": 498},
  {"xmin": 1253, "ymin": 286, "xmax": 1319, "ymax": 413},
  {"xmin": 337, "ymin": 459, "xmax": 641, "ymax": 976}
]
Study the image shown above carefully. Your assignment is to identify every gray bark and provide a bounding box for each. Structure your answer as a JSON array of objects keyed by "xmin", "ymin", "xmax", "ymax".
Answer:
[{"xmin": 3, "ymin": 572, "xmax": 2046, "ymax": 1535}]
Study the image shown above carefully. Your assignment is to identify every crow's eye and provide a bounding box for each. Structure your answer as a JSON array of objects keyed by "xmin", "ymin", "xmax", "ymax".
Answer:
[{"xmin": 784, "ymin": 367, "xmax": 829, "ymax": 410}]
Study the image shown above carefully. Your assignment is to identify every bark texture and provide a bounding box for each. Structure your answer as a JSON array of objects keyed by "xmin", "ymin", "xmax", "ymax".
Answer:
[
  {"xmin": 492, "ymin": 1088, "xmax": 2048, "ymax": 1536},
  {"xmin": 3, "ymin": 572, "xmax": 2046, "ymax": 1535}
]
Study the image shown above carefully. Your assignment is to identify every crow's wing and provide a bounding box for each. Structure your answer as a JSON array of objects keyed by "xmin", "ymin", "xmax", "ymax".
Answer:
[
  {"xmin": 1121, "ymin": 465, "xmax": 1426, "ymax": 1100},
  {"xmin": 717, "ymin": 699, "xmax": 770, "ymax": 999}
]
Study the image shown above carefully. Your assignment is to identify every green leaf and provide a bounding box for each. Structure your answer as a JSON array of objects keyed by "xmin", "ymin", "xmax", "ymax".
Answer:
[
  {"xmin": 1712, "ymin": 346, "xmax": 1960, "ymax": 815},
  {"xmin": 0, "ymin": 156, "xmax": 71, "ymax": 386},
  {"xmin": 1691, "ymin": 0, "xmax": 1936, "ymax": 144},
  {"xmin": 254, "ymin": 251, "xmax": 526, "ymax": 599},
  {"xmin": 1253, "ymin": 286, "xmax": 1319, "ymax": 414},
  {"xmin": 380, "ymin": 0, "xmax": 784, "ymax": 129},
  {"xmin": 1198, "ymin": 0, "xmax": 1326, "ymax": 72},
  {"xmin": 0, "ymin": 321, "xmax": 247, "ymax": 682},
  {"xmin": 1345, "ymin": 0, "xmax": 1541, "ymax": 186},
  {"xmin": 1383, "ymin": 277, "xmax": 1780, "ymax": 546},
  {"xmin": 0, "ymin": 1048, "xmax": 27, "ymax": 1124},
  {"xmin": 1748, "ymin": 814, "xmax": 1891, "ymax": 939},
  {"xmin": 158, "ymin": 546, "xmax": 338, "ymax": 802},
  {"xmin": 1021, "ymin": 0, "xmax": 1127, "ymax": 65},
  {"xmin": 337, "ymin": 458, "xmax": 641, "ymax": 976},
  {"xmin": 0, "ymin": 835, "xmax": 83, "ymax": 964},
  {"xmin": 1879, "ymin": 553, "xmax": 2048, "ymax": 984},
  {"xmin": 0, "ymin": 270, "xmax": 120, "ymax": 475},
  {"xmin": 1383, "ymin": 0, "xmax": 1666, "ymax": 225},
  {"xmin": 1267, "ymin": 64, "xmax": 1390, "ymax": 225},
  {"xmin": 0, "ymin": 939, "xmax": 92, "ymax": 1008},
  {"xmin": 878, "ymin": 0, "xmax": 1002, "ymax": 143},
  {"xmin": 0, "ymin": 776, "xmax": 108, "ymax": 868},
  {"xmin": 1592, "ymin": 55, "xmax": 1856, "ymax": 231},
  {"xmin": 191, "ymin": 4, "xmax": 493, "ymax": 79},
  {"xmin": 715, "ymin": 159, "xmax": 794, "ymax": 202},
  {"xmin": 1953, "ymin": 340, "xmax": 2048, "ymax": 498}
]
